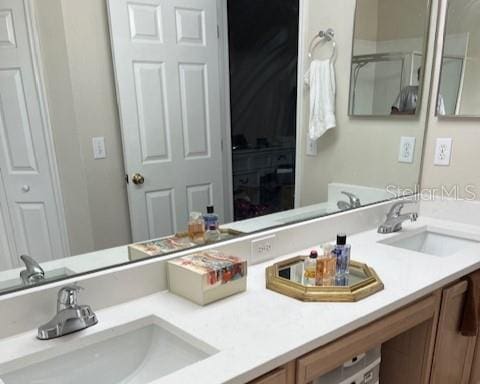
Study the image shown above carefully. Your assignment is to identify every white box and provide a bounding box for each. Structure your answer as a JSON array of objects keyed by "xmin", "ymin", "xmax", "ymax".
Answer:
[{"xmin": 168, "ymin": 251, "xmax": 247, "ymax": 306}]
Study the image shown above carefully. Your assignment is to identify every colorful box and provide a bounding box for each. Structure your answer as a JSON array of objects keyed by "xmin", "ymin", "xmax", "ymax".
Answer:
[{"xmin": 167, "ymin": 250, "xmax": 247, "ymax": 305}]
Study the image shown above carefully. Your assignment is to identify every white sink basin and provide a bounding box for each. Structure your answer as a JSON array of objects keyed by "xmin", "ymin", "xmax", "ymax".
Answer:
[
  {"xmin": 379, "ymin": 227, "xmax": 480, "ymax": 257},
  {"xmin": 0, "ymin": 317, "xmax": 217, "ymax": 384}
]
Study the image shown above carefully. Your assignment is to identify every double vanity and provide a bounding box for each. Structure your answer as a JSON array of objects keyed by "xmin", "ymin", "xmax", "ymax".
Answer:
[{"xmin": 0, "ymin": 198, "xmax": 479, "ymax": 384}]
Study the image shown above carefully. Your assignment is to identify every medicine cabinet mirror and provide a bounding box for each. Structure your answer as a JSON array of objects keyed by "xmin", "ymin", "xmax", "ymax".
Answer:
[
  {"xmin": 436, "ymin": 0, "xmax": 480, "ymax": 117},
  {"xmin": 0, "ymin": 0, "xmax": 432, "ymax": 295},
  {"xmin": 349, "ymin": 0, "xmax": 432, "ymax": 117}
]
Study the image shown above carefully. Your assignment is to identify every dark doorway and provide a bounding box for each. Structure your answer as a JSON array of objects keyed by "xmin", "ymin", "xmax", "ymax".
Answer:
[{"xmin": 228, "ymin": 0, "xmax": 299, "ymax": 221}]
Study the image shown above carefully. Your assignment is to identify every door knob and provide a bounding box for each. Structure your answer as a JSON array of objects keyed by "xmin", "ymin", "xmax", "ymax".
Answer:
[
  {"xmin": 21, "ymin": 185, "xmax": 30, "ymax": 193},
  {"xmin": 132, "ymin": 173, "xmax": 145, "ymax": 185}
]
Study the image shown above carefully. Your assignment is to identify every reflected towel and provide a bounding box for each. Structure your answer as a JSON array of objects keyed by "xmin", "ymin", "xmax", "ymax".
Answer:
[
  {"xmin": 460, "ymin": 270, "xmax": 480, "ymax": 337},
  {"xmin": 304, "ymin": 59, "xmax": 336, "ymax": 140}
]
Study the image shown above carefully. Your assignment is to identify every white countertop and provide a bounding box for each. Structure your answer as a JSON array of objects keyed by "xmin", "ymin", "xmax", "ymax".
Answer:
[{"xmin": 1, "ymin": 216, "xmax": 480, "ymax": 383}]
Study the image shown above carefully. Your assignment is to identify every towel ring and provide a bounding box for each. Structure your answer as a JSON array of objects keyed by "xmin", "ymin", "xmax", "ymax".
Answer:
[{"xmin": 308, "ymin": 28, "xmax": 336, "ymax": 61}]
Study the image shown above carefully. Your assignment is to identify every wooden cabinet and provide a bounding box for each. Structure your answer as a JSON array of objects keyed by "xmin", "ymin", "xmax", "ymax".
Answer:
[
  {"xmin": 249, "ymin": 362, "xmax": 295, "ymax": 384},
  {"xmin": 430, "ymin": 280, "xmax": 478, "ymax": 384}
]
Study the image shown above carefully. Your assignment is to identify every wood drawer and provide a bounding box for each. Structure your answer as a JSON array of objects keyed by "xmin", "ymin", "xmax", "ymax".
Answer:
[{"xmin": 249, "ymin": 362, "xmax": 295, "ymax": 384}]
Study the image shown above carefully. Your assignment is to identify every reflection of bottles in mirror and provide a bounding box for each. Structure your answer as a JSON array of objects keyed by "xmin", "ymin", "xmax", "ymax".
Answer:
[
  {"xmin": 304, "ymin": 251, "xmax": 317, "ymax": 286},
  {"xmin": 333, "ymin": 234, "xmax": 351, "ymax": 279},
  {"xmin": 203, "ymin": 206, "xmax": 219, "ymax": 230},
  {"xmin": 188, "ymin": 212, "xmax": 205, "ymax": 244},
  {"xmin": 205, "ymin": 225, "xmax": 221, "ymax": 243}
]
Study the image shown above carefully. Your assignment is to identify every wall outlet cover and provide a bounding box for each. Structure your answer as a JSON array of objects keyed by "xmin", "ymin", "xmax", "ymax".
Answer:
[
  {"xmin": 306, "ymin": 137, "xmax": 318, "ymax": 156},
  {"xmin": 92, "ymin": 137, "xmax": 107, "ymax": 159},
  {"xmin": 251, "ymin": 235, "xmax": 276, "ymax": 264},
  {"xmin": 398, "ymin": 136, "xmax": 416, "ymax": 163},
  {"xmin": 434, "ymin": 138, "xmax": 452, "ymax": 166}
]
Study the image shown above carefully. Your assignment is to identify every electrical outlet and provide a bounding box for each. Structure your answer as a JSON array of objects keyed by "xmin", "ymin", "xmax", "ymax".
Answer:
[
  {"xmin": 398, "ymin": 136, "xmax": 416, "ymax": 163},
  {"xmin": 306, "ymin": 137, "xmax": 318, "ymax": 156},
  {"xmin": 251, "ymin": 235, "xmax": 276, "ymax": 263},
  {"xmin": 434, "ymin": 138, "xmax": 452, "ymax": 166}
]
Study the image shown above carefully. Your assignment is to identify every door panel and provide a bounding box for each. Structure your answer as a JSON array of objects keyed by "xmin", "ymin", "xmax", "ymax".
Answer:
[
  {"xmin": 0, "ymin": 0, "xmax": 66, "ymax": 265},
  {"xmin": 108, "ymin": 0, "xmax": 224, "ymax": 241},
  {"xmin": 133, "ymin": 62, "xmax": 171, "ymax": 163},
  {"xmin": 179, "ymin": 63, "xmax": 210, "ymax": 158}
]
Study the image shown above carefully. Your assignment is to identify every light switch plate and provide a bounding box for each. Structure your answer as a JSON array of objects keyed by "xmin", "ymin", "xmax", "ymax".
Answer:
[
  {"xmin": 306, "ymin": 137, "xmax": 318, "ymax": 156},
  {"xmin": 434, "ymin": 138, "xmax": 452, "ymax": 166},
  {"xmin": 398, "ymin": 136, "xmax": 416, "ymax": 163},
  {"xmin": 92, "ymin": 137, "xmax": 107, "ymax": 159}
]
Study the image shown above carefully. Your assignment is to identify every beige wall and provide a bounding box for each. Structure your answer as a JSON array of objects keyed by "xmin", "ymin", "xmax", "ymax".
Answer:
[
  {"xmin": 354, "ymin": 0, "xmax": 379, "ymax": 41},
  {"xmin": 298, "ymin": 0, "xmax": 436, "ymax": 206},
  {"xmin": 376, "ymin": 0, "xmax": 428, "ymax": 41},
  {"xmin": 34, "ymin": 0, "xmax": 131, "ymax": 255},
  {"xmin": 421, "ymin": 0, "xmax": 480, "ymax": 199}
]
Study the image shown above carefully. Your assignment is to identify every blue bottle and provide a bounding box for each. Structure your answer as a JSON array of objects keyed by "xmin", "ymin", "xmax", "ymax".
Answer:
[
  {"xmin": 203, "ymin": 206, "xmax": 219, "ymax": 230},
  {"xmin": 333, "ymin": 233, "xmax": 351, "ymax": 280}
]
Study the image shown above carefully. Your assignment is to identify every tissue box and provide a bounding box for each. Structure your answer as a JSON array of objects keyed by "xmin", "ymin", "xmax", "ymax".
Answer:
[{"xmin": 167, "ymin": 251, "xmax": 247, "ymax": 305}]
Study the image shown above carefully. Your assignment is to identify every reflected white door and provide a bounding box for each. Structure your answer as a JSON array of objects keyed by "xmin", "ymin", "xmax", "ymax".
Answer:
[
  {"xmin": 108, "ymin": 0, "xmax": 225, "ymax": 241},
  {"xmin": 0, "ymin": 0, "xmax": 68, "ymax": 266}
]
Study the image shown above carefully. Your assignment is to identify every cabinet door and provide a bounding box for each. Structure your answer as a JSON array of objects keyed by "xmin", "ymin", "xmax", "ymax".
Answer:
[
  {"xmin": 431, "ymin": 280, "xmax": 477, "ymax": 384},
  {"xmin": 470, "ymin": 337, "xmax": 480, "ymax": 384}
]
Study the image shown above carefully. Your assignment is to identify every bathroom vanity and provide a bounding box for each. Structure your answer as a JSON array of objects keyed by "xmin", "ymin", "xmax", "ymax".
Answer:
[
  {"xmin": 1, "ymin": 0, "xmax": 480, "ymax": 383},
  {"xmin": 1, "ymin": 201, "xmax": 480, "ymax": 384}
]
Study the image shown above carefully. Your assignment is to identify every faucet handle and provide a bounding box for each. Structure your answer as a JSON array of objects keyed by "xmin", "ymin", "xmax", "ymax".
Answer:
[
  {"xmin": 57, "ymin": 285, "xmax": 83, "ymax": 311},
  {"xmin": 388, "ymin": 200, "xmax": 416, "ymax": 216},
  {"xmin": 341, "ymin": 191, "xmax": 361, "ymax": 207},
  {"xmin": 19, "ymin": 255, "xmax": 45, "ymax": 285}
]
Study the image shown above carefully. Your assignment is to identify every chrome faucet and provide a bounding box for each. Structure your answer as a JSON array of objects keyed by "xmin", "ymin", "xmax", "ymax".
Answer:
[
  {"xmin": 337, "ymin": 191, "xmax": 362, "ymax": 211},
  {"xmin": 37, "ymin": 285, "xmax": 98, "ymax": 340},
  {"xmin": 378, "ymin": 201, "xmax": 418, "ymax": 234},
  {"xmin": 20, "ymin": 255, "xmax": 45, "ymax": 285}
]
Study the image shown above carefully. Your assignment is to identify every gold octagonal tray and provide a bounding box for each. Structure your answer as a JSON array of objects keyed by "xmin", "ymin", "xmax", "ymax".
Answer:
[{"xmin": 266, "ymin": 256, "xmax": 384, "ymax": 302}]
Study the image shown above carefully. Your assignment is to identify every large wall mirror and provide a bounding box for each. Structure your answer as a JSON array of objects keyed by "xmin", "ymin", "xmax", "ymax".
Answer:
[
  {"xmin": 437, "ymin": 0, "xmax": 480, "ymax": 117},
  {"xmin": 0, "ymin": 0, "xmax": 432, "ymax": 295},
  {"xmin": 350, "ymin": 0, "xmax": 431, "ymax": 116}
]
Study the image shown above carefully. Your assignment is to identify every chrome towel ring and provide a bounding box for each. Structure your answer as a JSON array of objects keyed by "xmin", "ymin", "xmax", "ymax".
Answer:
[{"xmin": 308, "ymin": 28, "xmax": 336, "ymax": 61}]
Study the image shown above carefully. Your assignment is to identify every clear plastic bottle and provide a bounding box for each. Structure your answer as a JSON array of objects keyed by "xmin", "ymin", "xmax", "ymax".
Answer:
[
  {"xmin": 316, "ymin": 250, "xmax": 326, "ymax": 286},
  {"xmin": 333, "ymin": 234, "xmax": 351, "ymax": 280},
  {"xmin": 188, "ymin": 212, "xmax": 205, "ymax": 244},
  {"xmin": 205, "ymin": 225, "xmax": 221, "ymax": 243},
  {"xmin": 304, "ymin": 250, "xmax": 318, "ymax": 286},
  {"xmin": 322, "ymin": 243, "xmax": 336, "ymax": 286}
]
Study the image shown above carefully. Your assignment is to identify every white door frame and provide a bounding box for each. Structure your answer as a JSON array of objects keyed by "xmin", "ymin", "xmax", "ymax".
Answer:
[
  {"xmin": 217, "ymin": 0, "xmax": 233, "ymax": 223},
  {"xmin": 5, "ymin": 0, "xmax": 71, "ymax": 260},
  {"xmin": 294, "ymin": 0, "xmax": 307, "ymax": 208}
]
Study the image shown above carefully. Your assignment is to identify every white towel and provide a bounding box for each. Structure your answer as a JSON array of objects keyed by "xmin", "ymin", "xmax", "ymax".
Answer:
[{"xmin": 304, "ymin": 59, "xmax": 336, "ymax": 140}]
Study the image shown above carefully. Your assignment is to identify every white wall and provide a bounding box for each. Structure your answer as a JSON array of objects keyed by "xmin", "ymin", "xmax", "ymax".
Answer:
[
  {"xmin": 297, "ymin": 0, "xmax": 436, "ymax": 206},
  {"xmin": 33, "ymin": 0, "xmax": 131, "ymax": 255}
]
